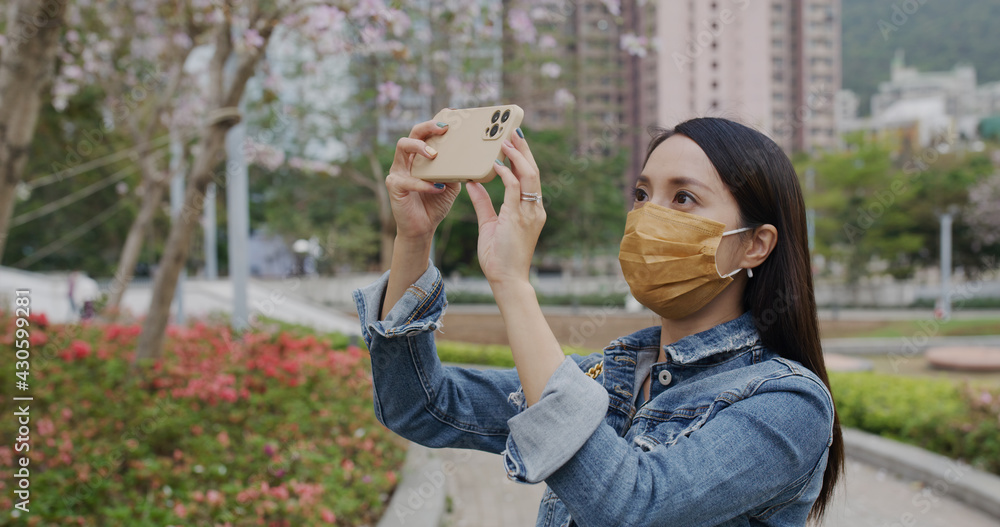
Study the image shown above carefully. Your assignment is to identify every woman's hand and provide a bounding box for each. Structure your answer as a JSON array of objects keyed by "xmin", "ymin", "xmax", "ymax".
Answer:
[
  {"xmin": 386, "ymin": 120, "xmax": 461, "ymax": 242},
  {"xmin": 380, "ymin": 120, "xmax": 459, "ymax": 320},
  {"xmin": 467, "ymin": 130, "xmax": 546, "ymax": 287}
]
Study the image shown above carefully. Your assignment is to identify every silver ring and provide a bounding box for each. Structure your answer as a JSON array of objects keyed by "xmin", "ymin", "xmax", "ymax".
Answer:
[{"xmin": 520, "ymin": 192, "xmax": 541, "ymax": 202}]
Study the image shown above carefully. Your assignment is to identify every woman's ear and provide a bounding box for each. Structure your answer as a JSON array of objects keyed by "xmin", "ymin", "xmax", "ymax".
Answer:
[{"xmin": 739, "ymin": 224, "xmax": 777, "ymax": 272}]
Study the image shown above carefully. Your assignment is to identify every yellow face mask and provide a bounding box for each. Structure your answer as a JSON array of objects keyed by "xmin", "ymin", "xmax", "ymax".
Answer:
[{"xmin": 618, "ymin": 202, "xmax": 751, "ymax": 319}]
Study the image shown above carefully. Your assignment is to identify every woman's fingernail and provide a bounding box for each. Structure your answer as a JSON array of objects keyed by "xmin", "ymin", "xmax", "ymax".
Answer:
[
  {"xmin": 503, "ymin": 139, "xmax": 513, "ymax": 148},
  {"xmin": 495, "ymin": 159, "xmax": 503, "ymax": 165},
  {"xmin": 516, "ymin": 127, "xmax": 524, "ymax": 138},
  {"xmin": 436, "ymin": 122, "xmax": 448, "ymax": 128},
  {"xmin": 433, "ymin": 183, "xmax": 445, "ymax": 189},
  {"xmin": 425, "ymin": 145, "xmax": 438, "ymax": 156}
]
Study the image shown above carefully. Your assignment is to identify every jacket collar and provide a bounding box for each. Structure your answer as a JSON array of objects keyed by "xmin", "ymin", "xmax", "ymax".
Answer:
[{"xmin": 614, "ymin": 311, "xmax": 761, "ymax": 365}]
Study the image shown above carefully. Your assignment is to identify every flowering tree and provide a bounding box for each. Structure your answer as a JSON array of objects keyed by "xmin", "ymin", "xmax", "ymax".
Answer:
[
  {"xmin": 134, "ymin": 0, "xmax": 424, "ymax": 363},
  {"xmin": 0, "ymin": 0, "xmax": 68, "ymax": 259},
  {"xmin": 965, "ymin": 172, "xmax": 1000, "ymax": 255},
  {"xmin": 51, "ymin": 1, "xmax": 211, "ymax": 315}
]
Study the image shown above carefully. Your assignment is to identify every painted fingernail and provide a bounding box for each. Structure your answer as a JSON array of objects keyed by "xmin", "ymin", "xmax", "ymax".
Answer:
[
  {"xmin": 436, "ymin": 122, "xmax": 448, "ymax": 128},
  {"xmin": 516, "ymin": 127, "xmax": 524, "ymax": 138},
  {"xmin": 425, "ymin": 145, "xmax": 438, "ymax": 157},
  {"xmin": 495, "ymin": 159, "xmax": 503, "ymax": 165},
  {"xmin": 503, "ymin": 139, "xmax": 513, "ymax": 148},
  {"xmin": 433, "ymin": 183, "xmax": 445, "ymax": 189}
]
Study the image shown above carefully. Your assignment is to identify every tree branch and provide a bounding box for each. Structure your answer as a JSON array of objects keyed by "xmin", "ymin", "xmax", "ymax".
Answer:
[{"xmin": 343, "ymin": 165, "xmax": 379, "ymax": 191}]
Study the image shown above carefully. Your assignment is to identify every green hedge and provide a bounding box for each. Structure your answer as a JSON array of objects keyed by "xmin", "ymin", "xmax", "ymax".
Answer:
[
  {"xmin": 830, "ymin": 372, "xmax": 1000, "ymax": 475},
  {"xmin": 426, "ymin": 339, "xmax": 1000, "ymax": 476},
  {"xmin": 445, "ymin": 290, "xmax": 626, "ymax": 307}
]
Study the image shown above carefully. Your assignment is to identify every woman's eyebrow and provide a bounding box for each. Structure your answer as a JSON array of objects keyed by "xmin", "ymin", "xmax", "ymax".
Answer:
[
  {"xmin": 636, "ymin": 174, "xmax": 713, "ymax": 192},
  {"xmin": 666, "ymin": 176, "xmax": 711, "ymax": 191}
]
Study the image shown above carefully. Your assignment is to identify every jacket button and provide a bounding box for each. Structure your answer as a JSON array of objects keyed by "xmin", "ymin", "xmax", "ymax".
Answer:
[{"xmin": 658, "ymin": 369, "xmax": 672, "ymax": 386}]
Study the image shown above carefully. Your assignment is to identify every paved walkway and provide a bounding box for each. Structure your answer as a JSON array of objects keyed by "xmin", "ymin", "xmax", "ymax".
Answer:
[
  {"xmin": 0, "ymin": 266, "xmax": 361, "ymax": 335},
  {"xmin": 433, "ymin": 447, "xmax": 998, "ymax": 526}
]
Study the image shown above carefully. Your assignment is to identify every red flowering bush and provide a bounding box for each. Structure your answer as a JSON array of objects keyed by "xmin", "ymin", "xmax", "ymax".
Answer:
[{"xmin": 0, "ymin": 311, "xmax": 405, "ymax": 526}]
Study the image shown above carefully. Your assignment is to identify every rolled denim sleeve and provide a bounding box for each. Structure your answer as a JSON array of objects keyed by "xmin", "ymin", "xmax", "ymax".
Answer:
[
  {"xmin": 503, "ymin": 357, "xmax": 610, "ymax": 483},
  {"xmin": 354, "ymin": 262, "xmax": 445, "ymax": 342},
  {"xmin": 353, "ymin": 262, "xmax": 523, "ymax": 454}
]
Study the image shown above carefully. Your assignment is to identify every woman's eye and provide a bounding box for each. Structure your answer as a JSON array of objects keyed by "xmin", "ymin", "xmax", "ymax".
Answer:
[
  {"xmin": 674, "ymin": 191, "xmax": 695, "ymax": 205},
  {"xmin": 634, "ymin": 188, "xmax": 648, "ymax": 202}
]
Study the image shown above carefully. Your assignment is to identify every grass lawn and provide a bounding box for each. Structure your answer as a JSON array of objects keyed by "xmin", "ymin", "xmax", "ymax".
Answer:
[{"xmin": 823, "ymin": 317, "xmax": 1000, "ymax": 339}]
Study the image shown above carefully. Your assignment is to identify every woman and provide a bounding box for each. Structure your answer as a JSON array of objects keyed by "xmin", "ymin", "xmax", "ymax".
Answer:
[{"xmin": 353, "ymin": 117, "xmax": 844, "ymax": 526}]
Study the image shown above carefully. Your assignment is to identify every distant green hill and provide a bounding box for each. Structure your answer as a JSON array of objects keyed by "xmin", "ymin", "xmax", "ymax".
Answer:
[{"xmin": 842, "ymin": 0, "xmax": 1000, "ymax": 115}]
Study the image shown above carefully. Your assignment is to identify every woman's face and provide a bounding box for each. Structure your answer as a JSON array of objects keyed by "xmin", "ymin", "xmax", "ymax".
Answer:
[{"xmin": 632, "ymin": 134, "xmax": 746, "ymax": 273}]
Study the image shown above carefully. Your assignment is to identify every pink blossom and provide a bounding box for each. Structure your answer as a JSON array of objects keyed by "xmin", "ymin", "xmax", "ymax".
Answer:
[
  {"xmin": 386, "ymin": 9, "xmax": 411, "ymax": 38},
  {"xmin": 173, "ymin": 502, "xmax": 187, "ymax": 518},
  {"xmin": 540, "ymin": 62, "xmax": 562, "ymax": 79},
  {"xmin": 376, "ymin": 81, "xmax": 402, "ymax": 106},
  {"xmin": 508, "ymin": 9, "xmax": 537, "ymax": 44},
  {"xmin": 207, "ymin": 489, "xmax": 224, "ymax": 506},
  {"xmin": 321, "ymin": 508, "xmax": 337, "ymax": 523},
  {"xmin": 539, "ymin": 35, "xmax": 558, "ymax": 50},
  {"xmin": 351, "ymin": 0, "xmax": 386, "ymax": 20},
  {"xmin": 172, "ymin": 32, "xmax": 193, "ymax": 49},
  {"xmin": 554, "ymin": 88, "xmax": 576, "ymax": 108},
  {"xmin": 37, "ymin": 418, "xmax": 55, "ymax": 437},
  {"xmin": 244, "ymin": 29, "xmax": 265, "ymax": 49},
  {"xmin": 217, "ymin": 431, "xmax": 230, "ymax": 448},
  {"xmin": 602, "ymin": 0, "xmax": 622, "ymax": 16},
  {"xmin": 620, "ymin": 33, "xmax": 649, "ymax": 57}
]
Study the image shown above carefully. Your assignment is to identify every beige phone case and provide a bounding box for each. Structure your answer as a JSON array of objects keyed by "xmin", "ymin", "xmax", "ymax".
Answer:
[{"xmin": 411, "ymin": 105, "xmax": 524, "ymax": 183}]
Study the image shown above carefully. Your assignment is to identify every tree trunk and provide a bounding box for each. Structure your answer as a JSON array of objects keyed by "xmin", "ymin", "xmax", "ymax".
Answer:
[
  {"xmin": 0, "ymin": 0, "xmax": 68, "ymax": 260},
  {"xmin": 102, "ymin": 51, "xmax": 189, "ymax": 316},
  {"xmin": 104, "ymin": 176, "xmax": 168, "ymax": 316},
  {"xmin": 133, "ymin": 125, "xmax": 229, "ymax": 366}
]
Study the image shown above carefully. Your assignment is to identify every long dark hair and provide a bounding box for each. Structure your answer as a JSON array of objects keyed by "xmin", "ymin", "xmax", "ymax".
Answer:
[{"xmin": 643, "ymin": 117, "xmax": 843, "ymax": 523}]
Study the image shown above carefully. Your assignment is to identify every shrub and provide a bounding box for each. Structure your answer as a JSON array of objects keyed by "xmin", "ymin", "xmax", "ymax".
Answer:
[
  {"xmin": 0, "ymin": 311, "xmax": 404, "ymax": 526},
  {"xmin": 830, "ymin": 371, "xmax": 1000, "ymax": 475}
]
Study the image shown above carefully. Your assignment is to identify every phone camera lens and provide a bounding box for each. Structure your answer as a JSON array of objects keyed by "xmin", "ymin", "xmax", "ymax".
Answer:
[
  {"xmin": 501, "ymin": 109, "xmax": 510, "ymax": 123},
  {"xmin": 491, "ymin": 110, "xmax": 501, "ymax": 123},
  {"xmin": 490, "ymin": 124, "xmax": 499, "ymax": 137}
]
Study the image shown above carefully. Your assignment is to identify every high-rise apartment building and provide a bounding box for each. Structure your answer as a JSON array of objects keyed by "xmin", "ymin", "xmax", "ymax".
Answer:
[
  {"xmin": 656, "ymin": 0, "xmax": 841, "ymax": 153},
  {"xmin": 503, "ymin": 0, "xmax": 657, "ymax": 163}
]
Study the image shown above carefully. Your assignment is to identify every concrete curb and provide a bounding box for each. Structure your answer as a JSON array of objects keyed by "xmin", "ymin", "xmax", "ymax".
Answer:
[
  {"xmin": 377, "ymin": 443, "xmax": 446, "ymax": 527},
  {"xmin": 843, "ymin": 428, "xmax": 1000, "ymax": 519}
]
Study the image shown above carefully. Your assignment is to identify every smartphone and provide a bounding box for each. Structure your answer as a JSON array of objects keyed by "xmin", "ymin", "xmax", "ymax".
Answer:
[{"xmin": 411, "ymin": 104, "xmax": 524, "ymax": 183}]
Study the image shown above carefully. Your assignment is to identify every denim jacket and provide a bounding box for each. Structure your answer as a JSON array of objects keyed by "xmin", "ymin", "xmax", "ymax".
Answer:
[{"xmin": 354, "ymin": 263, "xmax": 834, "ymax": 527}]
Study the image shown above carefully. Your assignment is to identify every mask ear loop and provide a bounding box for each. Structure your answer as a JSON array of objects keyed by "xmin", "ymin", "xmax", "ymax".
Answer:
[{"xmin": 717, "ymin": 226, "xmax": 754, "ymax": 279}]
